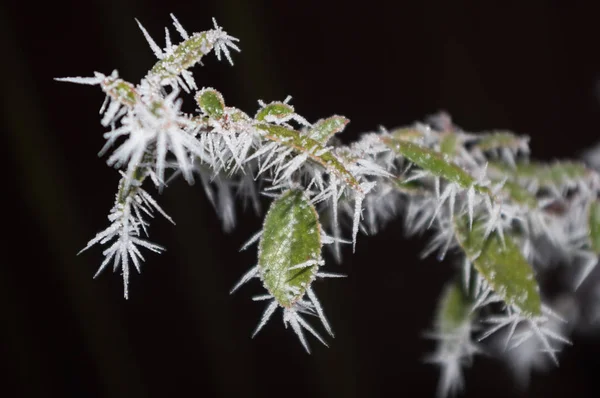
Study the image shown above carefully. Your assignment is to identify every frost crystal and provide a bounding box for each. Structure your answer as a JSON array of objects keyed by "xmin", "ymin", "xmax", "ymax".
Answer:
[
  {"xmin": 59, "ymin": 15, "xmax": 600, "ymax": 393},
  {"xmin": 207, "ymin": 18, "xmax": 240, "ymax": 65},
  {"xmin": 79, "ymin": 174, "xmax": 173, "ymax": 298}
]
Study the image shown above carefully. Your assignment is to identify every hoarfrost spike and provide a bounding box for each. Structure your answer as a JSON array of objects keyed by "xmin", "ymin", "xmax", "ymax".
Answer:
[
  {"xmin": 285, "ymin": 310, "xmax": 311, "ymax": 353},
  {"xmin": 252, "ymin": 294, "xmax": 273, "ymax": 301},
  {"xmin": 136, "ymin": 18, "xmax": 164, "ymax": 59},
  {"xmin": 210, "ymin": 18, "xmax": 240, "ymax": 65},
  {"xmin": 316, "ymin": 272, "xmax": 347, "ymax": 278},
  {"xmin": 170, "ymin": 13, "xmax": 189, "ymax": 39},
  {"xmin": 239, "ymin": 231, "xmax": 262, "ymax": 251},
  {"xmin": 229, "ymin": 266, "xmax": 258, "ymax": 294},
  {"xmin": 54, "ymin": 74, "xmax": 104, "ymax": 85},
  {"xmin": 307, "ymin": 287, "xmax": 334, "ymax": 337},
  {"xmin": 294, "ymin": 310, "xmax": 328, "ymax": 348},
  {"xmin": 252, "ymin": 300, "xmax": 278, "ymax": 338}
]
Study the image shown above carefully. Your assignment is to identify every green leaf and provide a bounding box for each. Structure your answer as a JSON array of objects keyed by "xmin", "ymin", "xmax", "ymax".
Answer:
[
  {"xmin": 150, "ymin": 32, "xmax": 211, "ymax": 81},
  {"xmin": 255, "ymin": 102, "xmax": 295, "ymax": 122},
  {"xmin": 454, "ymin": 217, "xmax": 541, "ymax": 317},
  {"xmin": 389, "ymin": 126, "xmax": 426, "ymax": 143},
  {"xmin": 489, "ymin": 160, "xmax": 590, "ymax": 189},
  {"xmin": 546, "ymin": 161, "xmax": 589, "ymax": 183},
  {"xmin": 474, "ymin": 131, "xmax": 528, "ymax": 152},
  {"xmin": 392, "ymin": 176, "xmax": 428, "ymax": 195},
  {"xmin": 383, "ymin": 138, "xmax": 488, "ymax": 193},
  {"xmin": 196, "ymin": 88, "xmax": 225, "ymax": 118},
  {"xmin": 308, "ymin": 116, "xmax": 349, "ymax": 144},
  {"xmin": 439, "ymin": 132, "xmax": 460, "ymax": 157},
  {"xmin": 256, "ymin": 124, "xmax": 361, "ymax": 191},
  {"xmin": 588, "ymin": 199, "xmax": 600, "ymax": 254},
  {"xmin": 96, "ymin": 75, "xmax": 137, "ymax": 108},
  {"xmin": 499, "ymin": 180, "xmax": 538, "ymax": 209},
  {"xmin": 227, "ymin": 107, "xmax": 251, "ymax": 123},
  {"xmin": 435, "ymin": 281, "xmax": 473, "ymax": 333},
  {"xmin": 258, "ymin": 189, "xmax": 322, "ymax": 307}
]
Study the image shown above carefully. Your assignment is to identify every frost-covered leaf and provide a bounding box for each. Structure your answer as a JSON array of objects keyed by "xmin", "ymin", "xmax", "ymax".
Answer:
[
  {"xmin": 439, "ymin": 132, "xmax": 460, "ymax": 157},
  {"xmin": 498, "ymin": 180, "xmax": 538, "ymax": 209},
  {"xmin": 56, "ymin": 71, "xmax": 138, "ymax": 126},
  {"xmin": 474, "ymin": 131, "xmax": 528, "ymax": 152},
  {"xmin": 389, "ymin": 126, "xmax": 427, "ymax": 143},
  {"xmin": 588, "ymin": 199, "xmax": 600, "ymax": 254},
  {"xmin": 547, "ymin": 162, "xmax": 589, "ymax": 183},
  {"xmin": 149, "ymin": 31, "xmax": 212, "ymax": 81},
  {"xmin": 426, "ymin": 281, "xmax": 479, "ymax": 398},
  {"xmin": 454, "ymin": 217, "xmax": 542, "ymax": 317},
  {"xmin": 258, "ymin": 189, "xmax": 322, "ymax": 307},
  {"xmin": 231, "ymin": 190, "xmax": 335, "ymax": 351},
  {"xmin": 196, "ymin": 88, "xmax": 225, "ymax": 118},
  {"xmin": 101, "ymin": 75, "xmax": 138, "ymax": 108},
  {"xmin": 393, "ymin": 176, "xmax": 428, "ymax": 195},
  {"xmin": 146, "ymin": 16, "xmax": 239, "ymax": 84},
  {"xmin": 384, "ymin": 138, "xmax": 488, "ymax": 193},
  {"xmin": 256, "ymin": 124, "xmax": 361, "ymax": 191},
  {"xmin": 227, "ymin": 107, "xmax": 252, "ymax": 123},
  {"xmin": 489, "ymin": 161, "xmax": 590, "ymax": 191},
  {"xmin": 436, "ymin": 281, "xmax": 473, "ymax": 333},
  {"xmin": 255, "ymin": 101, "xmax": 295, "ymax": 123},
  {"xmin": 308, "ymin": 116, "xmax": 349, "ymax": 144}
]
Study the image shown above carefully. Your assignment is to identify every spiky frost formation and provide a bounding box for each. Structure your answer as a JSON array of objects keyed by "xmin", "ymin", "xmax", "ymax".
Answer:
[
  {"xmin": 474, "ymin": 275, "xmax": 572, "ymax": 366},
  {"xmin": 492, "ymin": 296, "xmax": 577, "ymax": 387},
  {"xmin": 426, "ymin": 325, "xmax": 480, "ymax": 398},
  {"xmin": 78, "ymin": 173, "xmax": 173, "ymax": 298},
  {"xmin": 59, "ymin": 16, "xmax": 600, "ymax": 395},
  {"xmin": 425, "ymin": 282, "xmax": 480, "ymax": 398},
  {"xmin": 230, "ymin": 189, "xmax": 345, "ymax": 352}
]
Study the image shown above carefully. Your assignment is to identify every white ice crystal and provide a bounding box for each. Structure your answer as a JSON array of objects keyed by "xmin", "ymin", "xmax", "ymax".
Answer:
[
  {"xmin": 79, "ymin": 174, "xmax": 173, "ymax": 298},
  {"xmin": 60, "ymin": 16, "xmax": 600, "ymax": 396},
  {"xmin": 494, "ymin": 297, "xmax": 576, "ymax": 387},
  {"xmin": 229, "ymin": 264, "xmax": 337, "ymax": 353},
  {"xmin": 207, "ymin": 18, "xmax": 241, "ymax": 66},
  {"xmin": 425, "ymin": 311, "xmax": 480, "ymax": 398},
  {"xmin": 478, "ymin": 304, "xmax": 571, "ymax": 365},
  {"xmin": 105, "ymin": 87, "xmax": 204, "ymax": 189}
]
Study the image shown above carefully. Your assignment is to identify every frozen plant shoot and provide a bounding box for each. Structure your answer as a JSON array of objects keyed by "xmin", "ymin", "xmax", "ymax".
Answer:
[{"xmin": 57, "ymin": 14, "xmax": 600, "ymax": 397}]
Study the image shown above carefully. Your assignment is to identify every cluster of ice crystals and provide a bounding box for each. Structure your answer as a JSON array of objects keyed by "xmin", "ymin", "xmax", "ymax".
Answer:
[
  {"xmin": 425, "ymin": 323, "xmax": 480, "ymax": 398},
  {"xmin": 78, "ymin": 173, "xmax": 173, "ymax": 298},
  {"xmin": 58, "ymin": 16, "xmax": 600, "ymax": 395}
]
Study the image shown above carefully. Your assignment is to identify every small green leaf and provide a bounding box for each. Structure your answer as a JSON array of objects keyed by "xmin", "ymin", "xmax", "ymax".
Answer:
[
  {"xmin": 474, "ymin": 131, "xmax": 528, "ymax": 152},
  {"xmin": 383, "ymin": 138, "xmax": 488, "ymax": 193},
  {"xmin": 435, "ymin": 281, "xmax": 472, "ymax": 333},
  {"xmin": 393, "ymin": 176, "xmax": 427, "ymax": 195},
  {"xmin": 98, "ymin": 75, "xmax": 137, "ymax": 108},
  {"xmin": 547, "ymin": 161, "xmax": 589, "ymax": 183},
  {"xmin": 454, "ymin": 218, "xmax": 541, "ymax": 317},
  {"xmin": 227, "ymin": 107, "xmax": 251, "ymax": 123},
  {"xmin": 308, "ymin": 116, "xmax": 349, "ymax": 144},
  {"xmin": 255, "ymin": 102, "xmax": 295, "ymax": 122},
  {"xmin": 196, "ymin": 88, "xmax": 225, "ymax": 118},
  {"xmin": 389, "ymin": 126, "xmax": 426, "ymax": 142},
  {"xmin": 439, "ymin": 132, "xmax": 460, "ymax": 157},
  {"xmin": 499, "ymin": 180, "xmax": 538, "ymax": 209},
  {"xmin": 258, "ymin": 189, "xmax": 322, "ymax": 307},
  {"xmin": 489, "ymin": 160, "xmax": 590, "ymax": 189},
  {"xmin": 150, "ymin": 32, "xmax": 211, "ymax": 81},
  {"xmin": 256, "ymin": 124, "xmax": 361, "ymax": 191},
  {"xmin": 588, "ymin": 200, "xmax": 600, "ymax": 254}
]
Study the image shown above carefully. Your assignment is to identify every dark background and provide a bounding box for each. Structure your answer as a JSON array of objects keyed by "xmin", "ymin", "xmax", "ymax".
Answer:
[{"xmin": 2, "ymin": 0, "xmax": 600, "ymax": 397}]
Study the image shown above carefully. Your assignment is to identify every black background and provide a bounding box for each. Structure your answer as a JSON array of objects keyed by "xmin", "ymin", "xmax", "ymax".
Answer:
[{"xmin": 2, "ymin": 0, "xmax": 600, "ymax": 397}]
